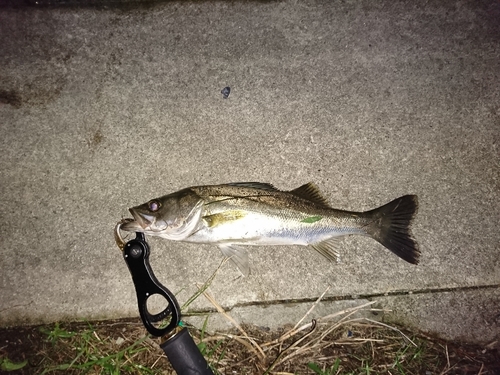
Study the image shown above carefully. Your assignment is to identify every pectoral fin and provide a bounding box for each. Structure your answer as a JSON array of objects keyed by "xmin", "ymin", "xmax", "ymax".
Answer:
[
  {"xmin": 310, "ymin": 238, "xmax": 341, "ymax": 263},
  {"xmin": 218, "ymin": 244, "xmax": 250, "ymax": 276}
]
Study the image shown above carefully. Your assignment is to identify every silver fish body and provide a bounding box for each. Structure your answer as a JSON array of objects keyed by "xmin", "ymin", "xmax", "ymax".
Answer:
[{"xmin": 121, "ymin": 182, "xmax": 420, "ymax": 274}]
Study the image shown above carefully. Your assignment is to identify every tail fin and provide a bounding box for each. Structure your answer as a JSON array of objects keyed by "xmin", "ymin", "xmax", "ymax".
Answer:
[{"xmin": 364, "ymin": 195, "xmax": 420, "ymax": 264}]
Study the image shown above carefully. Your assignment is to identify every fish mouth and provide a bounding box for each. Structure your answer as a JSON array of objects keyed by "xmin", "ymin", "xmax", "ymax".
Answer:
[{"xmin": 120, "ymin": 208, "xmax": 154, "ymax": 232}]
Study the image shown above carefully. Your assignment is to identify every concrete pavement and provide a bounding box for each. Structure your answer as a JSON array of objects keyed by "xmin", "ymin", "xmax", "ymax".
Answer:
[{"xmin": 0, "ymin": 0, "xmax": 499, "ymax": 345}]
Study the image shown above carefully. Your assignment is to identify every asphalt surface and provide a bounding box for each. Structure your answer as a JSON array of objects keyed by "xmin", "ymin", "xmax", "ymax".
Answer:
[{"xmin": 0, "ymin": 0, "xmax": 499, "ymax": 345}]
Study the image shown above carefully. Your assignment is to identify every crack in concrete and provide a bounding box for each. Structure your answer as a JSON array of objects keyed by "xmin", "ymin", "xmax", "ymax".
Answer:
[
  {"xmin": 186, "ymin": 284, "xmax": 500, "ymax": 314},
  {"xmin": 237, "ymin": 284, "xmax": 500, "ymax": 308}
]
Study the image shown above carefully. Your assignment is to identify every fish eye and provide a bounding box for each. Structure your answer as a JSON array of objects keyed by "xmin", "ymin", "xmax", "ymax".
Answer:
[{"xmin": 148, "ymin": 200, "xmax": 161, "ymax": 212}]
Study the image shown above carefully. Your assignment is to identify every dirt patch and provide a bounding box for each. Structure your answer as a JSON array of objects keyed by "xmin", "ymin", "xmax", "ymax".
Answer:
[{"xmin": 1, "ymin": 317, "xmax": 499, "ymax": 375}]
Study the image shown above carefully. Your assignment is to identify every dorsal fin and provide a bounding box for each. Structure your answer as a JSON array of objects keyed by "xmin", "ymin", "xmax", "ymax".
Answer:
[
  {"xmin": 290, "ymin": 183, "xmax": 331, "ymax": 207},
  {"xmin": 226, "ymin": 182, "xmax": 278, "ymax": 191}
]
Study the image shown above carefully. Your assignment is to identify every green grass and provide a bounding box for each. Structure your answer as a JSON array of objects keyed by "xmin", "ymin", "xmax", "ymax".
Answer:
[
  {"xmin": 0, "ymin": 357, "xmax": 28, "ymax": 371},
  {"xmin": 195, "ymin": 316, "xmax": 225, "ymax": 375},
  {"xmin": 308, "ymin": 358, "xmax": 341, "ymax": 375},
  {"xmin": 38, "ymin": 322, "xmax": 156, "ymax": 375}
]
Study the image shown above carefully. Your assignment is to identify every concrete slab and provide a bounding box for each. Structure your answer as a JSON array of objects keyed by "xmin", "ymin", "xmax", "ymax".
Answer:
[
  {"xmin": 185, "ymin": 286, "xmax": 500, "ymax": 345},
  {"xmin": 0, "ymin": 0, "xmax": 499, "ymax": 344}
]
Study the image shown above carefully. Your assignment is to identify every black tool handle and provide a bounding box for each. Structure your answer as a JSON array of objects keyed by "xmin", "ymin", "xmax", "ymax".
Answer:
[
  {"xmin": 123, "ymin": 233, "xmax": 181, "ymax": 337},
  {"xmin": 161, "ymin": 327, "xmax": 214, "ymax": 375}
]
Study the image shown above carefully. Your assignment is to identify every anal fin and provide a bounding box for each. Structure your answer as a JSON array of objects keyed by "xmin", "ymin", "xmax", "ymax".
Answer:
[{"xmin": 310, "ymin": 238, "xmax": 341, "ymax": 263}]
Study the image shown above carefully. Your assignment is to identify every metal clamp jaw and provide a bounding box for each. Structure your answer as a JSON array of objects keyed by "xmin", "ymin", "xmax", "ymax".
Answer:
[{"xmin": 121, "ymin": 231, "xmax": 181, "ymax": 337}]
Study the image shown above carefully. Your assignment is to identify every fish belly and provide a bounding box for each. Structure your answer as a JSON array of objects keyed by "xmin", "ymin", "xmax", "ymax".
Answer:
[{"xmin": 185, "ymin": 210, "xmax": 353, "ymax": 247}]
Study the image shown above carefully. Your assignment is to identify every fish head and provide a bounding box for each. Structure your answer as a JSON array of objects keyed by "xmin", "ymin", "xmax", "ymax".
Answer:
[{"xmin": 121, "ymin": 188, "xmax": 204, "ymax": 240}]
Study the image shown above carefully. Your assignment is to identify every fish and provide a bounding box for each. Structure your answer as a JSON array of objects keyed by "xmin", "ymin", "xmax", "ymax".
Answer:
[{"xmin": 120, "ymin": 182, "xmax": 420, "ymax": 275}]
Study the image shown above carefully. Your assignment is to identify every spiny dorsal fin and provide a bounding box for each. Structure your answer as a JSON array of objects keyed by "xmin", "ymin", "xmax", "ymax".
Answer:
[
  {"xmin": 290, "ymin": 183, "xmax": 331, "ymax": 207},
  {"xmin": 226, "ymin": 182, "xmax": 278, "ymax": 191}
]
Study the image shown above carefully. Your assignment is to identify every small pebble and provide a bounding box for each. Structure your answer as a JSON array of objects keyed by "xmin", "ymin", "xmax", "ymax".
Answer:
[{"xmin": 221, "ymin": 86, "xmax": 231, "ymax": 99}]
